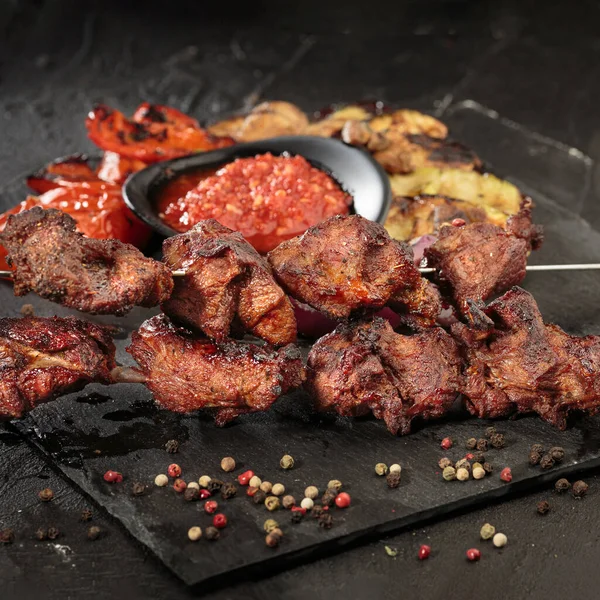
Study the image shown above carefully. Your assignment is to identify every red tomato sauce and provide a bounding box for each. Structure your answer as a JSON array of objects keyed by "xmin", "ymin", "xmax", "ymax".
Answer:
[{"xmin": 156, "ymin": 153, "xmax": 352, "ymax": 253}]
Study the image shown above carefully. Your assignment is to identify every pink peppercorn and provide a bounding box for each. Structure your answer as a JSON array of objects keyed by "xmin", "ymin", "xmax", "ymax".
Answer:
[
  {"xmin": 173, "ymin": 478, "xmax": 187, "ymax": 493},
  {"xmin": 291, "ymin": 506, "xmax": 306, "ymax": 514},
  {"xmin": 418, "ymin": 544, "xmax": 431, "ymax": 560},
  {"xmin": 466, "ymin": 548, "xmax": 481, "ymax": 561},
  {"xmin": 247, "ymin": 486, "xmax": 259, "ymax": 497},
  {"xmin": 441, "ymin": 437, "xmax": 453, "ymax": 450},
  {"xmin": 204, "ymin": 500, "xmax": 218, "ymax": 514},
  {"xmin": 335, "ymin": 492, "xmax": 351, "ymax": 508},
  {"xmin": 167, "ymin": 464, "xmax": 182, "ymax": 478},
  {"xmin": 500, "ymin": 467, "xmax": 512, "ymax": 482},
  {"xmin": 452, "ymin": 218, "xmax": 466, "ymax": 227},
  {"xmin": 465, "ymin": 453, "xmax": 474, "ymax": 460},
  {"xmin": 103, "ymin": 470, "xmax": 123, "ymax": 483},
  {"xmin": 237, "ymin": 470, "xmax": 254, "ymax": 486},
  {"xmin": 213, "ymin": 513, "xmax": 227, "ymax": 529},
  {"xmin": 199, "ymin": 489, "xmax": 211, "ymax": 499}
]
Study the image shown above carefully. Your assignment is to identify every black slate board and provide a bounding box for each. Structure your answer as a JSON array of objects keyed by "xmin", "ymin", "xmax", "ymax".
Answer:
[{"xmin": 3, "ymin": 102, "xmax": 600, "ymax": 587}]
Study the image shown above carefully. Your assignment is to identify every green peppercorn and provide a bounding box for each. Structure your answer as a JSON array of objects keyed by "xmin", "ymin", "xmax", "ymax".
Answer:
[
  {"xmin": 375, "ymin": 463, "xmax": 388, "ymax": 476},
  {"xmin": 443, "ymin": 466, "xmax": 456, "ymax": 481},
  {"xmin": 327, "ymin": 480, "xmax": 343, "ymax": 492},
  {"xmin": 280, "ymin": 455, "xmax": 295, "ymax": 469},
  {"xmin": 264, "ymin": 519, "xmax": 279, "ymax": 533},
  {"xmin": 265, "ymin": 496, "xmax": 280, "ymax": 511},
  {"xmin": 480, "ymin": 523, "xmax": 495, "ymax": 540}
]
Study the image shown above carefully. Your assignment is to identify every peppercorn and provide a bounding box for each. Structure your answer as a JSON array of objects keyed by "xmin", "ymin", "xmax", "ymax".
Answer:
[
  {"xmin": 280, "ymin": 455, "xmax": 295, "ymax": 470},
  {"xmin": 264, "ymin": 519, "xmax": 279, "ymax": 533},
  {"xmin": 529, "ymin": 450, "xmax": 543, "ymax": 466},
  {"xmin": 208, "ymin": 479, "xmax": 224, "ymax": 493},
  {"xmin": 187, "ymin": 526, "xmax": 202, "ymax": 542},
  {"xmin": 184, "ymin": 487, "xmax": 199, "ymax": 502},
  {"xmin": 132, "ymin": 482, "xmax": 146, "ymax": 497},
  {"xmin": 375, "ymin": 463, "xmax": 388, "ymax": 476},
  {"xmin": 167, "ymin": 464, "xmax": 182, "ymax": 478},
  {"xmin": 472, "ymin": 462, "xmax": 483, "ymax": 470},
  {"xmin": 493, "ymin": 532, "xmax": 508, "ymax": 548},
  {"xmin": 318, "ymin": 513, "xmax": 333, "ymax": 529},
  {"xmin": 187, "ymin": 482, "xmax": 199, "ymax": 490},
  {"xmin": 0, "ymin": 529, "xmax": 14, "ymax": 544},
  {"xmin": 221, "ymin": 483, "xmax": 237, "ymax": 499},
  {"xmin": 173, "ymin": 478, "xmax": 187, "ymax": 493},
  {"xmin": 472, "ymin": 467, "xmax": 485, "ymax": 480},
  {"xmin": 489, "ymin": 433, "xmax": 505, "ymax": 449},
  {"xmin": 485, "ymin": 426, "xmax": 496, "ymax": 438},
  {"xmin": 204, "ymin": 500, "xmax": 218, "ymax": 514},
  {"xmin": 327, "ymin": 480, "xmax": 343, "ymax": 492},
  {"xmin": 476, "ymin": 439, "xmax": 488, "ymax": 452},
  {"xmin": 282, "ymin": 495, "xmax": 296, "ymax": 509},
  {"xmin": 291, "ymin": 510, "xmax": 304, "ymax": 524},
  {"xmin": 220, "ymin": 457, "xmax": 236, "ymax": 472},
  {"xmin": 480, "ymin": 523, "xmax": 495, "ymax": 540},
  {"xmin": 456, "ymin": 467, "xmax": 469, "ymax": 481},
  {"xmin": 238, "ymin": 470, "xmax": 254, "ymax": 486},
  {"xmin": 483, "ymin": 462, "xmax": 493, "ymax": 474},
  {"xmin": 389, "ymin": 464, "xmax": 402, "ymax": 475},
  {"xmin": 549, "ymin": 447, "xmax": 565, "ymax": 462},
  {"xmin": 455, "ymin": 458, "xmax": 471, "ymax": 472},
  {"xmin": 301, "ymin": 497, "xmax": 314, "ymax": 510},
  {"xmin": 572, "ymin": 480, "xmax": 589, "ymax": 498},
  {"xmin": 418, "ymin": 544, "xmax": 431, "ymax": 560},
  {"xmin": 198, "ymin": 475, "xmax": 212, "ymax": 488},
  {"xmin": 253, "ymin": 490, "xmax": 267, "ymax": 505},
  {"xmin": 387, "ymin": 471, "xmax": 401, "ymax": 488},
  {"xmin": 265, "ymin": 496, "xmax": 280, "ymax": 511},
  {"xmin": 249, "ymin": 476, "xmax": 262, "ymax": 488},
  {"xmin": 205, "ymin": 526, "xmax": 220, "ymax": 541},
  {"xmin": 555, "ymin": 478, "xmax": 571, "ymax": 493},
  {"xmin": 265, "ymin": 531, "xmax": 281, "ymax": 547},
  {"xmin": 38, "ymin": 488, "xmax": 54, "ymax": 502},
  {"xmin": 322, "ymin": 489, "xmax": 337, "ymax": 507},
  {"xmin": 305, "ymin": 486, "xmax": 319, "ymax": 500},
  {"xmin": 247, "ymin": 486, "xmax": 259, "ymax": 497},
  {"xmin": 260, "ymin": 481, "xmax": 273, "ymax": 494},
  {"xmin": 199, "ymin": 489, "xmax": 211, "ymax": 499},
  {"xmin": 154, "ymin": 474, "xmax": 169, "ymax": 487},
  {"xmin": 438, "ymin": 457, "xmax": 453, "ymax": 469},
  {"xmin": 103, "ymin": 470, "xmax": 123, "ymax": 483},
  {"xmin": 539, "ymin": 454, "xmax": 555, "ymax": 470},
  {"xmin": 87, "ymin": 526, "xmax": 101, "ymax": 541},
  {"xmin": 47, "ymin": 527, "xmax": 60, "ymax": 540},
  {"xmin": 466, "ymin": 437, "xmax": 477, "ymax": 450},
  {"xmin": 531, "ymin": 443, "xmax": 544, "ymax": 454},
  {"xmin": 335, "ymin": 492, "xmax": 351, "ymax": 508},
  {"xmin": 537, "ymin": 500, "xmax": 551, "ymax": 515},
  {"xmin": 213, "ymin": 514, "xmax": 227, "ymax": 529},
  {"xmin": 272, "ymin": 483, "xmax": 285, "ymax": 496},
  {"xmin": 443, "ymin": 466, "xmax": 457, "ymax": 481},
  {"xmin": 441, "ymin": 437, "xmax": 453, "ymax": 450},
  {"xmin": 35, "ymin": 528, "xmax": 48, "ymax": 541},
  {"xmin": 466, "ymin": 548, "xmax": 481, "ymax": 561},
  {"xmin": 465, "ymin": 453, "xmax": 475, "ymax": 461},
  {"xmin": 165, "ymin": 439, "xmax": 179, "ymax": 454},
  {"xmin": 81, "ymin": 509, "xmax": 93, "ymax": 521},
  {"xmin": 472, "ymin": 451, "xmax": 486, "ymax": 463},
  {"xmin": 311, "ymin": 504, "xmax": 324, "ymax": 518},
  {"xmin": 500, "ymin": 467, "xmax": 512, "ymax": 482}
]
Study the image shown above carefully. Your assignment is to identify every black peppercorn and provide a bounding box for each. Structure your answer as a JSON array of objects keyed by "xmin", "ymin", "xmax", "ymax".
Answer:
[
  {"xmin": 47, "ymin": 527, "xmax": 60, "ymax": 540},
  {"xmin": 318, "ymin": 513, "xmax": 333, "ymax": 529},
  {"xmin": 485, "ymin": 426, "xmax": 496, "ymax": 438},
  {"xmin": 549, "ymin": 447, "xmax": 565, "ymax": 462},
  {"xmin": 483, "ymin": 462, "xmax": 493, "ymax": 474},
  {"xmin": 530, "ymin": 443, "xmax": 544, "ymax": 454},
  {"xmin": 0, "ymin": 529, "xmax": 14, "ymax": 544},
  {"xmin": 386, "ymin": 471, "xmax": 401, "ymax": 489},
  {"xmin": 184, "ymin": 487, "xmax": 199, "ymax": 502},
  {"xmin": 205, "ymin": 526, "xmax": 220, "ymax": 541},
  {"xmin": 81, "ymin": 509, "xmax": 93, "ymax": 522},
  {"xmin": 476, "ymin": 438, "xmax": 488, "ymax": 452},
  {"xmin": 165, "ymin": 439, "xmax": 179, "ymax": 454},
  {"xmin": 38, "ymin": 488, "xmax": 54, "ymax": 502},
  {"xmin": 87, "ymin": 526, "xmax": 102, "ymax": 541},
  {"xmin": 529, "ymin": 451, "xmax": 542, "ymax": 466},
  {"xmin": 35, "ymin": 528, "xmax": 48, "ymax": 541},
  {"xmin": 537, "ymin": 500, "xmax": 551, "ymax": 515},
  {"xmin": 555, "ymin": 478, "xmax": 571, "ymax": 493},
  {"xmin": 472, "ymin": 451, "xmax": 486, "ymax": 464},
  {"xmin": 466, "ymin": 438, "xmax": 477, "ymax": 450},
  {"xmin": 132, "ymin": 482, "xmax": 146, "ymax": 497},
  {"xmin": 253, "ymin": 490, "xmax": 267, "ymax": 505},
  {"xmin": 221, "ymin": 483, "xmax": 237, "ymax": 499},
  {"xmin": 207, "ymin": 479, "xmax": 224, "ymax": 494},
  {"xmin": 311, "ymin": 505, "xmax": 324, "ymax": 519},
  {"xmin": 572, "ymin": 480, "xmax": 589, "ymax": 498},
  {"xmin": 321, "ymin": 489, "xmax": 337, "ymax": 507},
  {"xmin": 489, "ymin": 433, "xmax": 505, "ymax": 449},
  {"xmin": 291, "ymin": 511, "xmax": 304, "ymax": 524},
  {"xmin": 539, "ymin": 454, "xmax": 555, "ymax": 470}
]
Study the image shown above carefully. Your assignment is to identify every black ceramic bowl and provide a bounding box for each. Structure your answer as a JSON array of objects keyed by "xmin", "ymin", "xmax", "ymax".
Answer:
[{"xmin": 122, "ymin": 136, "xmax": 392, "ymax": 238}]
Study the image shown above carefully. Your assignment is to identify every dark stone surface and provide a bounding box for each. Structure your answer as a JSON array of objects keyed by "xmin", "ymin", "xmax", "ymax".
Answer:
[{"xmin": 2, "ymin": 1, "xmax": 600, "ymax": 598}]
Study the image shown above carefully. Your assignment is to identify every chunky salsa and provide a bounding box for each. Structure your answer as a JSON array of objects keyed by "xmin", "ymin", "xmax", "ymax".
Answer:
[{"xmin": 157, "ymin": 153, "xmax": 352, "ymax": 253}]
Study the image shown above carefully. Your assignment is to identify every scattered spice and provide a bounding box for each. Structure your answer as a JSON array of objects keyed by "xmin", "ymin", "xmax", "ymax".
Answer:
[
  {"xmin": 480, "ymin": 523, "xmax": 495, "ymax": 540},
  {"xmin": 489, "ymin": 433, "xmax": 505, "ymax": 449},
  {"xmin": 555, "ymin": 478, "xmax": 571, "ymax": 493},
  {"xmin": 87, "ymin": 526, "xmax": 101, "ymax": 541},
  {"xmin": 335, "ymin": 492, "xmax": 351, "ymax": 508},
  {"xmin": 103, "ymin": 470, "xmax": 123, "ymax": 483},
  {"xmin": 476, "ymin": 439, "xmax": 488, "ymax": 452},
  {"xmin": 493, "ymin": 532, "xmax": 507, "ymax": 548},
  {"xmin": 199, "ymin": 475, "xmax": 211, "ymax": 488},
  {"xmin": 238, "ymin": 470, "xmax": 254, "ymax": 486},
  {"xmin": 485, "ymin": 426, "xmax": 496, "ymax": 438},
  {"xmin": 322, "ymin": 489, "xmax": 337, "ymax": 507},
  {"xmin": 438, "ymin": 457, "xmax": 452, "ymax": 469},
  {"xmin": 132, "ymin": 482, "xmax": 146, "ymax": 497},
  {"xmin": 272, "ymin": 483, "xmax": 285, "ymax": 496},
  {"xmin": 375, "ymin": 463, "xmax": 388, "ymax": 476},
  {"xmin": 456, "ymin": 467, "xmax": 469, "ymax": 482},
  {"xmin": 167, "ymin": 464, "xmax": 182, "ymax": 478},
  {"xmin": 280, "ymin": 455, "xmax": 295, "ymax": 470},
  {"xmin": 205, "ymin": 526, "xmax": 220, "ymax": 541},
  {"xmin": 38, "ymin": 488, "xmax": 54, "ymax": 502},
  {"xmin": 81, "ymin": 509, "xmax": 93, "ymax": 522},
  {"xmin": 327, "ymin": 480, "xmax": 343, "ymax": 492},
  {"xmin": 572, "ymin": 480, "xmax": 589, "ymax": 498},
  {"xmin": 441, "ymin": 437, "xmax": 453, "ymax": 450},
  {"xmin": 385, "ymin": 545, "xmax": 398, "ymax": 557},
  {"xmin": 389, "ymin": 464, "xmax": 402, "ymax": 475},
  {"xmin": 220, "ymin": 457, "xmax": 236, "ymax": 472},
  {"xmin": 466, "ymin": 548, "xmax": 481, "ymax": 562},
  {"xmin": 472, "ymin": 467, "xmax": 485, "ymax": 480},
  {"xmin": 537, "ymin": 500, "xmax": 550, "ymax": 515},
  {"xmin": 36, "ymin": 528, "xmax": 48, "ymax": 541},
  {"xmin": 208, "ymin": 479, "xmax": 224, "ymax": 494},
  {"xmin": 265, "ymin": 496, "xmax": 281, "ymax": 511},
  {"xmin": 549, "ymin": 447, "xmax": 565, "ymax": 462},
  {"xmin": 500, "ymin": 467, "xmax": 512, "ymax": 482},
  {"xmin": 47, "ymin": 527, "xmax": 60, "ymax": 540},
  {"xmin": 249, "ymin": 476, "xmax": 262, "ymax": 488},
  {"xmin": 188, "ymin": 526, "xmax": 202, "ymax": 541},
  {"xmin": 165, "ymin": 439, "xmax": 179, "ymax": 454},
  {"xmin": 282, "ymin": 495, "xmax": 296, "ymax": 509},
  {"xmin": 539, "ymin": 454, "xmax": 555, "ymax": 470},
  {"xmin": 260, "ymin": 481, "xmax": 273, "ymax": 494},
  {"xmin": 154, "ymin": 474, "xmax": 168, "ymax": 487},
  {"xmin": 253, "ymin": 490, "xmax": 267, "ymax": 505},
  {"xmin": 301, "ymin": 498, "xmax": 314, "ymax": 510},
  {"xmin": 442, "ymin": 466, "xmax": 457, "ymax": 481},
  {"xmin": 318, "ymin": 513, "xmax": 333, "ymax": 529},
  {"xmin": 264, "ymin": 519, "xmax": 279, "ymax": 533},
  {"xmin": 213, "ymin": 514, "xmax": 228, "ymax": 529},
  {"xmin": 0, "ymin": 529, "xmax": 14, "ymax": 544},
  {"xmin": 466, "ymin": 437, "xmax": 477, "ymax": 450},
  {"xmin": 184, "ymin": 487, "xmax": 199, "ymax": 502},
  {"xmin": 221, "ymin": 483, "xmax": 237, "ymax": 499},
  {"xmin": 483, "ymin": 463, "xmax": 493, "ymax": 474},
  {"xmin": 305, "ymin": 486, "xmax": 319, "ymax": 500},
  {"xmin": 386, "ymin": 472, "xmax": 401, "ymax": 488},
  {"xmin": 173, "ymin": 478, "xmax": 187, "ymax": 493},
  {"xmin": 418, "ymin": 544, "xmax": 431, "ymax": 560},
  {"xmin": 204, "ymin": 500, "xmax": 218, "ymax": 514}
]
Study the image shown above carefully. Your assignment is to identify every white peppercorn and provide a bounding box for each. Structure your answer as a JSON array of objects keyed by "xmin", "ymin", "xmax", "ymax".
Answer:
[
  {"xmin": 220, "ymin": 457, "xmax": 236, "ymax": 472},
  {"xmin": 187, "ymin": 526, "xmax": 202, "ymax": 541},
  {"xmin": 249, "ymin": 476, "xmax": 262, "ymax": 488},
  {"xmin": 300, "ymin": 497, "xmax": 314, "ymax": 510},
  {"xmin": 304, "ymin": 486, "xmax": 319, "ymax": 499},
  {"xmin": 389, "ymin": 464, "xmax": 401, "ymax": 475},
  {"xmin": 154, "ymin": 474, "xmax": 169, "ymax": 487},
  {"xmin": 456, "ymin": 467, "xmax": 470, "ymax": 481},
  {"xmin": 260, "ymin": 481, "xmax": 273, "ymax": 494},
  {"xmin": 272, "ymin": 483, "xmax": 285, "ymax": 496},
  {"xmin": 198, "ymin": 475, "xmax": 211, "ymax": 488},
  {"xmin": 473, "ymin": 467, "xmax": 486, "ymax": 480},
  {"xmin": 492, "ymin": 532, "xmax": 508, "ymax": 548}
]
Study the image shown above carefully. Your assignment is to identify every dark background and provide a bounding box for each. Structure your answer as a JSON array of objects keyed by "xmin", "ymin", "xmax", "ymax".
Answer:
[{"xmin": 1, "ymin": 1, "xmax": 600, "ymax": 598}]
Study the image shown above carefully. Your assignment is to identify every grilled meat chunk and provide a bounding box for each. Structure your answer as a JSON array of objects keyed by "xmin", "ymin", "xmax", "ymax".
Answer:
[
  {"xmin": 425, "ymin": 221, "xmax": 529, "ymax": 313},
  {"xmin": 0, "ymin": 207, "xmax": 173, "ymax": 315},
  {"xmin": 0, "ymin": 316, "xmax": 116, "ymax": 418},
  {"xmin": 456, "ymin": 287, "xmax": 600, "ymax": 428},
  {"xmin": 307, "ymin": 318, "xmax": 462, "ymax": 434},
  {"xmin": 268, "ymin": 214, "xmax": 440, "ymax": 327},
  {"xmin": 127, "ymin": 314, "xmax": 305, "ymax": 424},
  {"xmin": 162, "ymin": 219, "xmax": 296, "ymax": 345}
]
